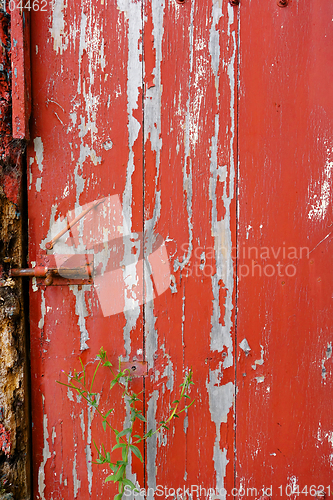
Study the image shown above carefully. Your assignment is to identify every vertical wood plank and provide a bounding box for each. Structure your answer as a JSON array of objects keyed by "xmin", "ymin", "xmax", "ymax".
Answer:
[
  {"xmin": 27, "ymin": 1, "xmax": 144, "ymax": 498},
  {"xmin": 237, "ymin": 0, "xmax": 333, "ymax": 493},
  {"xmin": 144, "ymin": 0, "xmax": 238, "ymax": 496},
  {"xmin": 11, "ymin": 8, "xmax": 31, "ymax": 139}
]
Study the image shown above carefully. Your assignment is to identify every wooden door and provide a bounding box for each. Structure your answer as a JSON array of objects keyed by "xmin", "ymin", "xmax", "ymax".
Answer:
[{"xmin": 26, "ymin": 0, "xmax": 333, "ymax": 499}]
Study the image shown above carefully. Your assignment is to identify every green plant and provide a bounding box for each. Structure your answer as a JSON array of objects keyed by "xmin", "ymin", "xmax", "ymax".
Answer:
[{"xmin": 58, "ymin": 348, "xmax": 194, "ymax": 500}]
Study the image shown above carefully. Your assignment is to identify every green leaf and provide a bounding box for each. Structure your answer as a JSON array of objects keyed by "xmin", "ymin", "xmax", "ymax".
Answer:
[
  {"xmin": 103, "ymin": 361, "xmax": 112, "ymax": 367},
  {"xmin": 129, "ymin": 445, "xmax": 143, "ymax": 462},
  {"xmin": 105, "ymin": 474, "xmax": 116, "ymax": 482},
  {"xmin": 118, "ymin": 428, "xmax": 131, "ymax": 438},
  {"xmin": 110, "ymin": 379, "xmax": 118, "ymax": 390},
  {"xmin": 90, "ymin": 360, "xmax": 101, "ymax": 392},
  {"xmin": 93, "ymin": 440, "xmax": 99, "ymax": 453},
  {"xmin": 102, "ymin": 420, "xmax": 107, "ymax": 432},
  {"xmin": 56, "ymin": 381, "xmax": 71, "ymax": 388},
  {"xmin": 122, "ymin": 446, "xmax": 127, "ymax": 461},
  {"xmin": 185, "ymin": 399, "xmax": 195, "ymax": 409},
  {"xmin": 115, "ymin": 460, "xmax": 126, "ymax": 467},
  {"xmin": 123, "ymin": 478, "xmax": 139, "ymax": 491},
  {"xmin": 114, "ymin": 465, "xmax": 126, "ymax": 482},
  {"xmin": 112, "ymin": 443, "xmax": 127, "ymax": 451},
  {"xmin": 114, "ymin": 494, "xmax": 123, "ymax": 500},
  {"xmin": 135, "ymin": 413, "xmax": 146, "ymax": 422}
]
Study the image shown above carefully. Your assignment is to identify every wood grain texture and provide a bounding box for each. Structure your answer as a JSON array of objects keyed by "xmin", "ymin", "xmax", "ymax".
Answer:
[
  {"xmin": 143, "ymin": 0, "xmax": 237, "ymax": 495},
  {"xmin": 27, "ymin": 1, "xmax": 144, "ymax": 498},
  {"xmin": 236, "ymin": 0, "xmax": 333, "ymax": 493}
]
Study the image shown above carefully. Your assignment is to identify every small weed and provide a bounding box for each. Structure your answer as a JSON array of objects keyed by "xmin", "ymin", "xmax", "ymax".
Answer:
[{"xmin": 58, "ymin": 348, "xmax": 194, "ymax": 500}]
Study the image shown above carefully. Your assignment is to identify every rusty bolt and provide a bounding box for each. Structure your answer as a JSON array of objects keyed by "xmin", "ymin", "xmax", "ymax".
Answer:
[
  {"xmin": 277, "ymin": 0, "xmax": 288, "ymax": 6},
  {"xmin": 44, "ymin": 270, "xmax": 54, "ymax": 286},
  {"xmin": 229, "ymin": 0, "xmax": 239, "ymax": 5}
]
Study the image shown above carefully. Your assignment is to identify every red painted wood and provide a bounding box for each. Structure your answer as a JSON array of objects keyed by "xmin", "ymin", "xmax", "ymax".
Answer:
[
  {"xmin": 236, "ymin": 0, "xmax": 333, "ymax": 495},
  {"xmin": 25, "ymin": 0, "xmax": 333, "ymax": 498},
  {"xmin": 27, "ymin": 1, "xmax": 144, "ymax": 498},
  {"xmin": 143, "ymin": 0, "xmax": 237, "ymax": 496},
  {"xmin": 27, "ymin": 0, "xmax": 239, "ymax": 496},
  {"xmin": 11, "ymin": 8, "xmax": 31, "ymax": 139}
]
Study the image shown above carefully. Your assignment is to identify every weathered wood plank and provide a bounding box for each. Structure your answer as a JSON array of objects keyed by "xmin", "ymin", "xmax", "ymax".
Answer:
[
  {"xmin": 236, "ymin": 0, "xmax": 333, "ymax": 493},
  {"xmin": 27, "ymin": 1, "xmax": 144, "ymax": 497},
  {"xmin": 144, "ymin": 0, "xmax": 237, "ymax": 496}
]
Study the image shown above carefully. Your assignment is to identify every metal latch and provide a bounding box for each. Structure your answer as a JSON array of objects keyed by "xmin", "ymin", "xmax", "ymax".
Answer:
[{"xmin": 10, "ymin": 254, "xmax": 94, "ymax": 286}]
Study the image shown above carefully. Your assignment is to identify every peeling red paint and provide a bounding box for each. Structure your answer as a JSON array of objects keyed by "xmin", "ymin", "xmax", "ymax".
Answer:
[
  {"xmin": 0, "ymin": 7, "xmax": 26, "ymax": 212},
  {"xmin": 10, "ymin": 8, "xmax": 31, "ymax": 139},
  {"xmin": 0, "ymin": 11, "xmax": 12, "ymax": 164},
  {"xmin": 144, "ymin": 10, "xmax": 155, "ymax": 90},
  {"xmin": 0, "ymin": 423, "xmax": 11, "ymax": 456},
  {"xmin": 2, "ymin": 170, "xmax": 20, "ymax": 205},
  {"xmin": 0, "ymin": 9, "xmax": 25, "ymax": 205}
]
